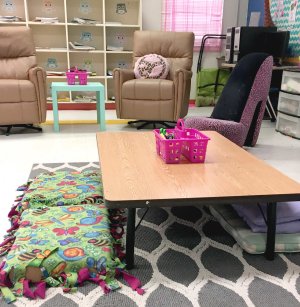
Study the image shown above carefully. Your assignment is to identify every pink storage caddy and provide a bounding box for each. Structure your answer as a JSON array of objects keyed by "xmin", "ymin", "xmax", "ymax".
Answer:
[
  {"xmin": 154, "ymin": 119, "xmax": 210, "ymax": 164},
  {"xmin": 66, "ymin": 67, "xmax": 88, "ymax": 85}
]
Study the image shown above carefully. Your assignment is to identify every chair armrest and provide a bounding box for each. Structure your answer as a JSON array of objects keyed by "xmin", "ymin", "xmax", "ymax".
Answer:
[
  {"xmin": 29, "ymin": 67, "xmax": 47, "ymax": 123},
  {"xmin": 174, "ymin": 69, "xmax": 193, "ymax": 81},
  {"xmin": 113, "ymin": 68, "xmax": 135, "ymax": 118},
  {"xmin": 173, "ymin": 69, "xmax": 193, "ymax": 119}
]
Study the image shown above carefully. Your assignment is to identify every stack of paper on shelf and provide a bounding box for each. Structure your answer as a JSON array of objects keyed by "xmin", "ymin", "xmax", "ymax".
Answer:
[
  {"xmin": 34, "ymin": 17, "xmax": 59, "ymax": 23},
  {"xmin": 71, "ymin": 17, "xmax": 97, "ymax": 24},
  {"xmin": 0, "ymin": 16, "xmax": 23, "ymax": 22},
  {"xmin": 74, "ymin": 95, "xmax": 97, "ymax": 102},
  {"xmin": 69, "ymin": 41, "xmax": 96, "ymax": 51},
  {"xmin": 106, "ymin": 45, "xmax": 124, "ymax": 51}
]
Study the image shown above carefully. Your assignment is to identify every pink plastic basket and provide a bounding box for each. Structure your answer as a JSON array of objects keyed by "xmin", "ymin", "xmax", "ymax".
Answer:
[
  {"xmin": 66, "ymin": 67, "xmax": 88, "ymax": 85},
  {"xmin": 154, "ymin": 128, "xmax": 183, "ymax": 163},
  {"xmin": 154, "ymin": 119, "xmax": 210, "ymax": 164},
  {"xmin": 66, "ymin": 71, "xmax": 76, "ymax": 85},
  {"xmin": 77, "ymin": 71, "xmax": 88, "ymax": 85}
]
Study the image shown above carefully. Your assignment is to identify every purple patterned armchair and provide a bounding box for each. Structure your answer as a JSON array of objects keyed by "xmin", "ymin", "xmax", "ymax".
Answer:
[{"xmin": 185, "ymin": 53, "xmax": 273, "ymax": 147}]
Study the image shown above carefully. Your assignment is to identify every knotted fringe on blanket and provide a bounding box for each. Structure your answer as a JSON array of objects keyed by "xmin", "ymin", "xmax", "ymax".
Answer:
[
  {"xmin": 0, "ymin": 207, "xmax": 143, "ymax": 303},
  {"xmin": 0, "ymin": 182, "xmax": 144, "ymax": 304},
  {"xmin": 0, "ymin": 182, "xmax": 31, "ymax": 257}
]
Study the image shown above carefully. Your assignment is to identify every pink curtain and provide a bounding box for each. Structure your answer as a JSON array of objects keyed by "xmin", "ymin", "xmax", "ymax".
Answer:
[{"xmin": 162, "ymin": 0, "xmax": 224, "ymax": 51}]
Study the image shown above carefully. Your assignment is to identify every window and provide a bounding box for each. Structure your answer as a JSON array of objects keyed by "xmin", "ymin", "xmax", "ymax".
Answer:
[{"xmin": 162, "ymin": 0, "xmax": 224, "ymax": 51}]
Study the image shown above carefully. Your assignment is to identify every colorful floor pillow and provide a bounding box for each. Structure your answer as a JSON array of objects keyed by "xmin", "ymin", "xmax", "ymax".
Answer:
[
  {"xmin": 210, "ymin": 204, "xmax": 300, "ymax": 254},
  {"xmin": 0, "ymin": 204, "xmax": 142, "ymax": 304},
  {"xmin": 20, "ymin": 170, "xmax": 104, "ymax": 208},
  {"xmin": 1, "ymin": 171, "xmax": 104, "ymax": 256}
]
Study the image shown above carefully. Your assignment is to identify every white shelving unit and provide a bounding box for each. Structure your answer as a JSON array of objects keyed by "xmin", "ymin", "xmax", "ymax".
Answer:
[
  {"xmin": 0, "ymin": 0, "xmax": 142, "ymax": 104},
  {"xmin": 276, "ymin": 69, "xmax": 300, "ymax": 139}
]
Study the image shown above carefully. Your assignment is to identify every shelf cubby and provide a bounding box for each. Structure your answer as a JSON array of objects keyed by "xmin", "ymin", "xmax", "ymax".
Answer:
[
  {"xmin": 68, "ymin": 25, "xmax": 104, "ymax": 51},
  {"xmin": 47, "ymin": 77, "xmax": 70, "ymax": 102},
  {"xmin": 27, "ymin": 0, "xmax": 65, "ymax": 22},
  {"xmin": 66, "ymin": 0, "xmax": 103, "ymax": 24},
  {"xmin": 106, "ymin": 78, "xmax": 115, "ymax": 101},
  {"xmin": 0, "ymin": 0, "xmax": 26, "ymax": 20},
  {"xmin": 70, "ymin": 77, "xmax": 105, "ymax": 103},
  {"xmin": 106, "ymin": 27, "xmax": 138, "ymax": 52},
  {"xmin": 37, "ymin": 52, "xmax": 68, "ymax": 73},
  {"xmin": 31, "ymin": 24, "xmax": 67, "ymax": 49},
  {"xmin": 106, "ymin": 53, "xmax": 132, "ymax": 76},
  {"xmin": 105, "ymin": 0, "xmax": 140, "ymax": 25},
  {"xmin": 69, "ymin": 52, "xmax": 105, "ymax": 76}
]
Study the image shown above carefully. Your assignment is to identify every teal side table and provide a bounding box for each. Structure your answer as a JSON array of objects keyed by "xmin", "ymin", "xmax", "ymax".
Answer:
[{"xmin": 51, "ymin": 82, "xmax": 106, "ymax": 132}]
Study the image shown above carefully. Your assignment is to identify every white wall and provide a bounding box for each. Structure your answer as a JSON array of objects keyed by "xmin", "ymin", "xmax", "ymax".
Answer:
[
  {"xmin": 141, "ymin": 0, "xmax": 249, "ymax": 98},
  {"xmin": 142, "ymin": 0, "xmax": 162, "ymax": 30},
  {"xmin": 237, "ymin": 0, "xmax": 250, "ymax": 26}
]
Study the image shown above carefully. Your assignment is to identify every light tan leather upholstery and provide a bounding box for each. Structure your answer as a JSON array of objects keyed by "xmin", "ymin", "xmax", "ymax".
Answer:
[
  {"xmin": 0, "ymin": 27, "xmax": 47, "ymax": 125},
  {"xmin": 113, "ymin": 31, "xmax": 194, "ymax": 121}
]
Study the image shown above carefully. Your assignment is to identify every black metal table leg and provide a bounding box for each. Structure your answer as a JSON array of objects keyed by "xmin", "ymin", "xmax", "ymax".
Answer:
[
  {"xmin": 126, "ymin": 208, "xmax": 136, "ymax": 269},
  {"xmin": 265, "ymin": 202, "xmax": 277, "ymax": 260}
]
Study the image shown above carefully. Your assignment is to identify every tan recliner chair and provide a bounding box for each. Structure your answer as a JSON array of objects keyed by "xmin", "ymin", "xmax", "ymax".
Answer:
[
  {"xmin": 113, "ymin": 30, "xmax": 195, "ymax": 129},
  {"xmin": 0, "ymin": 26, "xmax": 47, "ymax": 135}
]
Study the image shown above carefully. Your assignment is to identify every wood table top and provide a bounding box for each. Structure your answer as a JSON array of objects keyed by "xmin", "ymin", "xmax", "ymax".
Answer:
[{"xmin": 96, "ymin": 131, "xmax": 300, "ymax": 208}]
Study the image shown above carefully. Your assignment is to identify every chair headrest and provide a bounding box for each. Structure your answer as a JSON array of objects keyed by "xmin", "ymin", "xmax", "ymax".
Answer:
[
  {"xmin": 133, "ymin": 30, "xmax": 194, "ymax": 63},
  {"xmin": 0, "ymin": 27, "xmax": 36, "ymax": 58}
]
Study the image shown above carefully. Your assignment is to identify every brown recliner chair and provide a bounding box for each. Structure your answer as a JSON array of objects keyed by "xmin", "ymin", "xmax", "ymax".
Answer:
[
  {"xmin": 113, "ymin": 30, "xmax": 194, "ymax": 129},
  {"xmin": 0, "ymin": 26, "xmax": 47, "ymax": 136}
]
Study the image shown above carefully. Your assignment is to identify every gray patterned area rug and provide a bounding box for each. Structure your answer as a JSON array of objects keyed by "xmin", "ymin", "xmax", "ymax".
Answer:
[{"xmin": 5, "ymin": 162, "xmax": 300, "ymax": 307}]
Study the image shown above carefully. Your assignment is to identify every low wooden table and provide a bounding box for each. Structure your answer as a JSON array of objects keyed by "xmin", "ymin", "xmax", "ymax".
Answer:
[{"xmin": 96, "ymin": 131, "xmax": 300, "ymax": 269}]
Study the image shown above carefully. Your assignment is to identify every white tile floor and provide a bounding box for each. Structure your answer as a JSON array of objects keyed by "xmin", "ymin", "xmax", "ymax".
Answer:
[{"xmin": 0, "ymin": 107, "xmax": 300, "ymax": 240}]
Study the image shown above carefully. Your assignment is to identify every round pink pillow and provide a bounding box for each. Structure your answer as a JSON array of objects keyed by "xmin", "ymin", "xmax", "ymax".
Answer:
[{"xmin": 134, "ymin": 54, "xmax": 169, "ymax": 79}]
